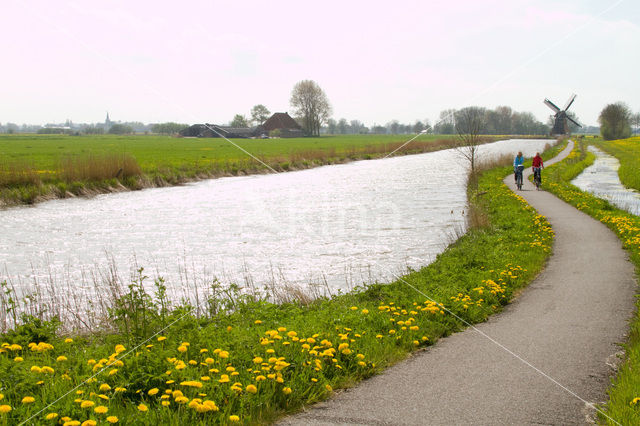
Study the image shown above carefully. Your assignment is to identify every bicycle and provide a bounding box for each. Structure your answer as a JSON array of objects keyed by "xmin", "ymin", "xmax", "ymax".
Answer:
[
  {"xmin": 515, "ymin": 165, "xmax": 524, "ymax": 190},
  {"xmin": 533, "ymin": 167, "xmax": 542, "ymax": 190}
]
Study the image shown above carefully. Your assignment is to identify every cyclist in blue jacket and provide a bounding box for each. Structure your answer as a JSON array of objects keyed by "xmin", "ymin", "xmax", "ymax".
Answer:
[{"xmin": 513, "ymin": 151, "xmax": 524, "ymax": 185}]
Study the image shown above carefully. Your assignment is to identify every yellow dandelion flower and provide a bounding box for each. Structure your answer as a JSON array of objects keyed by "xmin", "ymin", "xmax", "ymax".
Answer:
[
  {"xmin": 14, "ymin": 357, "xmax": 24, "ymax": 362},
  {"xmin": 64, "ymin": 338, "xmax": 73, "ymax": 343},
  {"xmin": 80, "ymin": 400, "xmax": 95, "ymax": 408},
  {"xmin": 114, "ymin": 387, "xmax": 126, "ymax": 393},
  {"xmin": 177, "ymin": 345, "xmax": 188, "ymax": 353},
  {"xmin": 56, "ymin": 356, "xmax": 68, "ymax": 362},
  {"xmin": 175, "ymin": 396, "xmax": 189, "ymax": 404},
  {"xmin": 325, "ymin": 384, "xmax": 333, "ymax": 392},
  {"xmin": 64, "ymin": 420, "xmax": 80, "ymax": 426},
  {"xmin": 22, "ymin": 396, "xmax": 35, "ymax": 404},
  {"xmin": 108, "ymin": 368, "xmax": 118, "ymax": 376},
  {"xmin": 229, "ymin": 415, "xmax": 240, "ymax": 422},
  {"xmin": 94, "ymin": 406, "xmax": 108, "ymax": 414},
  {"xmin": 45, "ymin": 412, "xmax": 58, "ymax": 420},
  {"xmin": 106, "ymin": 416, "xmax": 119, "ymax": 423},
  {"xmin": 137, "ymin": 403, "xmax": 148, "ymax": 412},
  {"xmin": 254, "ymin": 320, "xmax": 262, "ymax": 325},
  {"xmin": 282, "ymin": 387, "xmax": 292, "ymax": 395},
  {"xmin": 246, "ymin": 384, "xmax": 258, "ymax": 394},
  {"xmin": 161, "ymin": 401, "xmax": 170, "ymax": 406},
  {"xmin": 218, "ymin": 350, "xmax": 229, "ymax": 358},
  {"xmin": 30, "ymin": 365, "xmax": 42, "ymax": 373},
  {"xmin": 0, "ymin": 405, "xmax": 11, "ymax": 414},
  {"xmin": 99, "ymin": 384, "xmax": 111, "ymax": 392}
]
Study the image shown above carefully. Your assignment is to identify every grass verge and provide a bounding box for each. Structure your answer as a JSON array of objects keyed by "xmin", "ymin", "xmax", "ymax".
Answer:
[
  {"xmin": 542, "ymin": 138, "xmax": 640, "ymax": 425},
  {"xmin": 0, "ymin": 145, "xmax": 559, "ymax": 425}
]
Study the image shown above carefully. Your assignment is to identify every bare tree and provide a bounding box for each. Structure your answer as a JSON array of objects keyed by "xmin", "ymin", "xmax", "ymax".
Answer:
[
  {"xmin": 454, "ymin": 106, "xmax": 487, "ymax": 172},
  {"xmin": 290, "ymin": 80, "xmax": 332, "ymax": 137}
]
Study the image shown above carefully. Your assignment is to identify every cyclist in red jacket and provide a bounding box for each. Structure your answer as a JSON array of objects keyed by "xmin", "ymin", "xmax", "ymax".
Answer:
[{"xmin": 532, "ymin": 152, "xmax": 544, "ymax": 188}]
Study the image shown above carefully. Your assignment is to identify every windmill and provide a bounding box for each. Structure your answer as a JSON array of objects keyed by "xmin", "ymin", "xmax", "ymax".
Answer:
[{"xmin": 544, "ymin": 94, "xmax": 581, "ymax": 135}]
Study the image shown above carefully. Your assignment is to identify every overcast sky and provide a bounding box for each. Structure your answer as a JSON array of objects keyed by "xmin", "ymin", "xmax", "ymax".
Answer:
[{"xmin": 2, "ymin": 0, "xmax": 638, "ymax": 127}]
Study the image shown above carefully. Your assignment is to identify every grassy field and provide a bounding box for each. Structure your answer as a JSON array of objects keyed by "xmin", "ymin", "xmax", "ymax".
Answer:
[
  {"xmin": 0, "ymin": 144, "xmax": 562, "ymax": 425},
  {"xmin": 542, "ymin": 138, "xmax": 640, "ymax": 425},
  {"xmin": 0, "ymin": 133, "xmax": 471, "ymax": 206}
]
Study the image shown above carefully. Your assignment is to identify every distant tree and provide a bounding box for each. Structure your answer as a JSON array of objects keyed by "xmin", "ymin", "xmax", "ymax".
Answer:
[
  {"xmin": 82, "ymin": 125, "xmax": 105, "ymax": 135},
  {"xmin": 434, "ymin": 109, "xmax": 456, "ymax": 134},
  {"xmin": 412, "ymin": 120, "xmax": 425, "ymax": 134},
  {"xmin": 598, "ymin": 102, "xmax": 631, "ymax": 140},
  {"xmin": 337, "ymin": 118, "xmax": 348, "ymax": 134},
  {"xmin": 372, "ymin": 125, "xmax": 387, "ymax": 134},
  {"xmin": 151, "ymin": 122, "xmax": 187, "ymax": 135},
  {"xmin": 632, "ymin": 112, "xmax": 640, "ymax": 135},
  {"xmin": 230, "ymin": 114, "xmax": 249, "ymax": 128},
  {"xmin": 349, "ymin": 120, "xmax": 363, "ymax": 134},
  {"xmin": 325, "ymin": 118, "xmax": 337, "ymax": 134},
  {"xmin": 388, "ymin": 120, "xmax": 400, "ymax": 134},
  {"xmin": 5, "ymin": 123, "xmax": 18, "ymax": 134},
  {"xmin": 250, "ymin": 104, "xmax": 271, "ymax": 125},
  {"xmin": 290, "ymin": 80, "xmax": 332, "ymax": 137},
  {"xmin": 454, "ymin": 106, "xmax": 487, "ymax": 172},
  {"xmin": 108, "ymin": 124, "xmax": 134, "ymax": 135}
]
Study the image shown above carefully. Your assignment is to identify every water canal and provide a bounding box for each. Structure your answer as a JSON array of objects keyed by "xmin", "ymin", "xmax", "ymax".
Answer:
[{"xmin": 0, "ymin": 139, "xmax": 551, "ymax": 302}]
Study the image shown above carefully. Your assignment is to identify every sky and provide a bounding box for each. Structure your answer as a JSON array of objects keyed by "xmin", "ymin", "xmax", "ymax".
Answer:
[{"xmin": 2, "ymin": 0, "xmax": 639, "ymax": 127}]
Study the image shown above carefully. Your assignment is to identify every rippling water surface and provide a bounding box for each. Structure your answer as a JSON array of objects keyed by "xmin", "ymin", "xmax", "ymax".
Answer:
[
  {"xmin": 572, "ymin": 146, "xmax": 640, "ymax": 216},
  {"xmin": 0, "ymin": 139, "xmax": 551, "ymax": 295}
]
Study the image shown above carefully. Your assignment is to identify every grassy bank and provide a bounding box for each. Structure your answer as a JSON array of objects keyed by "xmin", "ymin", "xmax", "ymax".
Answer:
[
  {"xmin": 0, "ymin": 145, "xmax": 560, "ymax": 424},
  {"xmin": 0, "ymin": 133, "xmax": 550, "ymax": 206},
  {"xmin": 542, "ymin": 138, "xmax": 640, "ymax": 425}
]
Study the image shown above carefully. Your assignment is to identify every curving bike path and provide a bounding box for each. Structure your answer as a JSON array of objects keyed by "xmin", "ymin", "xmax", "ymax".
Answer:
[{"xmin": 280, "ymin": 141, "xmax": 637, "ymax": 425}]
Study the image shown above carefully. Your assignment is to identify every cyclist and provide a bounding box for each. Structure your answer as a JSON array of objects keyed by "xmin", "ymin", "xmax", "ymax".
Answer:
[
  {"xmin": 513, "ymin": 151, "xmax": 524, "ymax": 189},
  {"xmin": 532, "ymin": 152, "xmax": 544, "ymax": 188}
]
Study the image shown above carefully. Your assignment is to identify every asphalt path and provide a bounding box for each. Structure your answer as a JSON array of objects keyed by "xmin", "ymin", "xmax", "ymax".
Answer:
[{"xmin": 280, "ymin": 141, "xmax": 637, "ymax": 425}]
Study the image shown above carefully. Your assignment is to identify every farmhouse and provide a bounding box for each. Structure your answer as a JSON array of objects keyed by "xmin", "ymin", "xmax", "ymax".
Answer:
[
  {"xmin": 179, "ymin": 112, "xmax": 303, "ymax": 138},
  {"xmin": 259, "ymin": 112, "xmax": 303, "ymax": 138}
]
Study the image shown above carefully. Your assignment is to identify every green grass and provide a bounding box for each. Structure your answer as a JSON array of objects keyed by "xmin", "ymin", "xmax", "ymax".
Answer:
[
  {"xmin": 0, "ymin": 144, "xmax": 560, "ymax": 425},
  {"xmin": 542, "ymin": 138, "xmax": 640, "ymax": 425}
]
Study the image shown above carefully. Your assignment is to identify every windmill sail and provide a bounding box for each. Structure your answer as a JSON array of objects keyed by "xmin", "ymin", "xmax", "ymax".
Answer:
[
  {"xmin": 563, "ymin": 94, "xmax": 577, "ymax": 111},
  {"xmin": 544, "ymin": 99, "xmax": 561, "ymax": 113}
]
